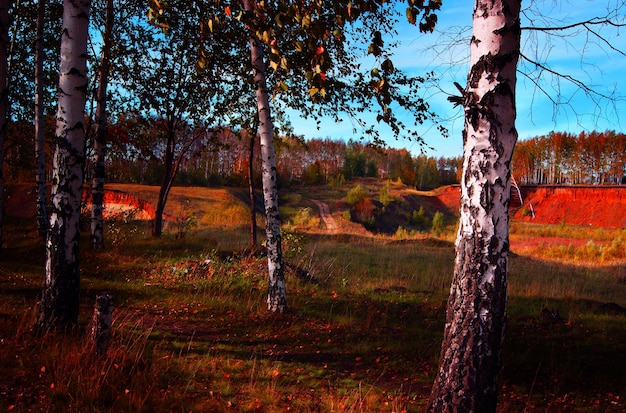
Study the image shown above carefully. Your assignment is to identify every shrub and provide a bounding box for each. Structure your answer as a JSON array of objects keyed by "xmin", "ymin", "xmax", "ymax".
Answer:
[
  {"xmin": 395, "ymin": 226, "xmax": 410, "ymax": 239},
  {"xmin": 346, "ymin": 184, "xmax": 369, "ymax": 207},
  {"xmin": 379, "ymin": 180, "xmax": 392, "ymax": 209},
  {"xmin": 282, "ymin": 229, "xmax": 308, "ymax": 260},
  {"xmin": 410, "ymin": 206, "xmax": 430, "ymax": 228},
  {"xmin": 341, "ymin": 210, "xmax": 351, "ymax": 221},
  {"xmin": 431, "ymin": 211, "xmax": 445, "ymax": 236},
  {"xmin": 519, "ymin": 205, "xmax": 533, "ymax": 217},
  {"xmin": 328, "ymin": 174, "xmax": 346, "ymax": 188},
  {"xmin": 290, "ymin": 207, "xmax": 319, "ymax": 228}
]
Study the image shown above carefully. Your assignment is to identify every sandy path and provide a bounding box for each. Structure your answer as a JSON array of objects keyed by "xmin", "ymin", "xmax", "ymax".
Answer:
[{"xmin": 310, "ymin": 200, "xmax": 338, "ymax": 232}]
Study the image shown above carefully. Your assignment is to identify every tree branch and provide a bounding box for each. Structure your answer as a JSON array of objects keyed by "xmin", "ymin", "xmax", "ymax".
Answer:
[
  {"xmin": 522, "ymin": 15, "xmax": 626, "ymax": 58},
  {"xmin": 521, "ymin": 16, "xmax": 626, "ymax": 32},
  {"xmin": 519, "ymin": 52, "xmax": 616, "ymax": 101}
]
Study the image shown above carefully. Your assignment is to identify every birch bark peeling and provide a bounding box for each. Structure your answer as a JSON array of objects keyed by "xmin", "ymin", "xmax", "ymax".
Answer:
[{"xmin": 427, "ymin": 1, "xmax": 520, "ymax": 411}]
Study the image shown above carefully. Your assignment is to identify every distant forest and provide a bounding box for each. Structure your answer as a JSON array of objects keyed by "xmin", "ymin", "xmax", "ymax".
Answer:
[
  {"xmin": 4, "ymin": 121, "xmax": 625, "ymax": 189},
  {"xmin": 512, "ymin": 131, "xmax": 625, "ymax": 185}
]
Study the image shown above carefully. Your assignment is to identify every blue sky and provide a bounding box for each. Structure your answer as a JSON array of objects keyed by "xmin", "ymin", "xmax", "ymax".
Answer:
[{"xmin": 288, "ymin": 0, "xmax": 626, "ymax": 158}]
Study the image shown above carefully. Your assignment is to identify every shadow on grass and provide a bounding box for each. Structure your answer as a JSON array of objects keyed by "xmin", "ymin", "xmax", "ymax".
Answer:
[{"xmin": 2, "ymin": 216, "xmax": 626, "ymax": 412}]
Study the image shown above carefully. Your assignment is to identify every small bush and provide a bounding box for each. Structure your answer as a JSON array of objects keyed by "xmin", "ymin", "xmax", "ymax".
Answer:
[
  {"xmin": 346, "ymin": 184, "xmax": 369, "ymax": 207},
  {"xmin": 410, "ymin": 206, "xmax": 430, "ymax": 228},
  {"xmin": 519, "ymin": 205, "xmax": 533, "ymax": 217},
  {"xmin": 395, "ymin": 226, "xmax": 410, "ymax": 239},
  {"xmin": 328, "ymin": 174, "xmax": 346, "ymax": 188},
  {"xmin": 431, "ymin": 211, "xmax": 445, "ymax": 236},
  {"xmin": 289, "ymin": 207, "xmax": 319, "ymax": 228},
  {"xmin": 379, "ymin": 180, "xmax": 392, "ymax": 209},
  {"xmin": 282, "ymin": 229, "xmax": 308, "ymax": 260}
]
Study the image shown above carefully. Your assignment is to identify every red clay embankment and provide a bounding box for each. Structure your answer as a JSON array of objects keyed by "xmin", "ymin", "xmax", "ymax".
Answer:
[
  {"xmin": 433, "ymin": 185, "xmax": 625, "ymax": 229},
  {"xmin": 3, "ymin": 184, "xmax": 177, "ymax": 221},
  {"xmin": 515, "ymin": 185, "xmax": 626, "ymax": 229}
]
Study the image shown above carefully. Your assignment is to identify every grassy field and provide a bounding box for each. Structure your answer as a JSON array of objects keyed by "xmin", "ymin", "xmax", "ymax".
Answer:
[{"xmin": 1, "ymin": 183, "xmax": 625, "ymax": 412}]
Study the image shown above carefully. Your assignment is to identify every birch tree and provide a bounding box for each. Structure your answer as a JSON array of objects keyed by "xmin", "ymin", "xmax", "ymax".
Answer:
[
  {"xmin": 4, "ymin": 0, "xmax": 62, "ymax": 238},
  {"xmin": 36, "ymin": 0, "xmax": 90, "ymax": 332},
  {"xmin": 427, "ymin": 0, "xmax": 520, "ymax": 410},
  {"xmin": 242, "ymin": 0, "xmax": 286, "ymax": 312},
  {"xmin": 427, "ymin": 0, "xmax": 626, "ymax": 409}
]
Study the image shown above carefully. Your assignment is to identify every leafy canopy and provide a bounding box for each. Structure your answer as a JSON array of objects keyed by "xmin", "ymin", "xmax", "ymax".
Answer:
[{"xmin": 149, "ymin": 0, "xmax": 446, "ymax": 146}]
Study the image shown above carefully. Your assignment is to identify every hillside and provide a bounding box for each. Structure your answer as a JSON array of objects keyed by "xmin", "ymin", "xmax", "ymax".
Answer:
[{"xmin": 4, "ymin": 182, "xmax": 625, "ymax": 230}]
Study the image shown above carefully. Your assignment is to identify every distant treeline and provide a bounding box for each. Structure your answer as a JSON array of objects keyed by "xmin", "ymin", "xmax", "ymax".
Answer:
[
  {"xmin": 5, "ymin": 118, "xmax": 624, "ymax": 189},
  {"xmin": 106, "ymin": 131, "xmax": 464, "ymax": 190},
  {"xmin": 512, "ymin": 130, "xmax": 626, "ymax": 185},
  {"xmin": 4, "ymin": 119, "xmax": 460, "ymax": 190}
]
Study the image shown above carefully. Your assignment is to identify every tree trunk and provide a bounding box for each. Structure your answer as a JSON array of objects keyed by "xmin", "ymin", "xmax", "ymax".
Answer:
[
  {"xmin": 35, "ymin": 0, "xmax": 49, "ymax": 238},
  {"xmin": 0, "ymin": 0, "xmax": 8, "ymax": 251},
  {"xmin": 36, "ymin": 0, "xmax": 90, "ymax": 333},
  {"xmin": 427, "ymin": 1, "xmax": 520, "ymax": 411},
  {"xmin": 244, "ymin": 0, "xmax": 286, "ymax": 312},
  {"xmin": 152, "ymin": 129, "xmax": 175, "ymax": 237},
  {"xmin": 90, "ymin": 0, "xmax": 113, "ymax": 249},
  {"xmin": 248, "ymin": 133, "xmax": 257, "ymax": 247},
  {"xmin": 89, "ymin": 292, "xmax": 113, "ymax": 356}
]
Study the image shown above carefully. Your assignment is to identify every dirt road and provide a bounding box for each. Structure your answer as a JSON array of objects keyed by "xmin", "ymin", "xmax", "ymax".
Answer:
[{"xmin": 310, "ymin": 200, "xmax": 338, "ymax": 232}]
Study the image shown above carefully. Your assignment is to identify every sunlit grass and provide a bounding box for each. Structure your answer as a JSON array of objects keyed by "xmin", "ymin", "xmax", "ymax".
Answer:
[
  {"xmin": 510, "ymin": 221, "xmax": 623, "ymax": 242},
  {"xmin": 510, "ymin": 222, "xmax": 626, "ymax": 265}
]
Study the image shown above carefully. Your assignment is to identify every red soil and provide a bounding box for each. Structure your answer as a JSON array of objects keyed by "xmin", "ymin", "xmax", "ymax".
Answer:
[
  {"xmin": 515, "ymin": 186, "xmax": 625, "ymax": 229},
  {"xmin": 432, "ymin": 185, "xmax": 461, "ymax": 212},
  {"xmin": 434, "ymin": 185, "xmax": 625, "ymax": 229},
  {"xmin": 3, "ymin": 184, "xmax": 176, "ymax": 221}
]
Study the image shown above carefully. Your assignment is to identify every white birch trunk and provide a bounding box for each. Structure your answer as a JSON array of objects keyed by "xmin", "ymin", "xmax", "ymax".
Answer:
[
  {"xmin": 244, "ymin": 0, "xmax": 286, "ymax": 312},
  {"xmin": 36, "ymin": 0, "xmax": 90, "ymax": 332},
  {"xmin": 427, "ymin": 1, "xmax": 520, "ymax": 411}
]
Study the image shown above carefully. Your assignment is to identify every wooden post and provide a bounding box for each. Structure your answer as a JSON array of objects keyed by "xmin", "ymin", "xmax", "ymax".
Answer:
[{"xmin": 89, "ymin": 292, "xmax": 113, "ymax": 356}]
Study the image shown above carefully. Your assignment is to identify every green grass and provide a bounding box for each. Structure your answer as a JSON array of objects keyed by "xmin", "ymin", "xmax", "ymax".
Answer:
[{"xmin": 1, "ymin": 184, "xmax": 625, "ymax": 412}]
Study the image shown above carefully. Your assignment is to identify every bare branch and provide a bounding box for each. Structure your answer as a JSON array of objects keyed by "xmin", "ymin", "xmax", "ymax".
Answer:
[
  {"xmin": 582, "ymin": 23, "xmax": 626, "ymax": 57},
  {"xmin": 522, "ymin": 13, "xmax": 626, "ymax": 58},
  {"xmin": 521, "ymin": 16, "xmax": 626, "ymax": 32},
  {"xmin": 519, "ymin": 52, "xmax": 615, "ymax": 101}
]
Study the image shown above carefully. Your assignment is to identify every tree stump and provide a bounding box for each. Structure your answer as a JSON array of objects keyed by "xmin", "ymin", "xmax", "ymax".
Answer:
[{"xmin": 89, "ymin": 292, "xmax": 113, "ymax": 356}]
